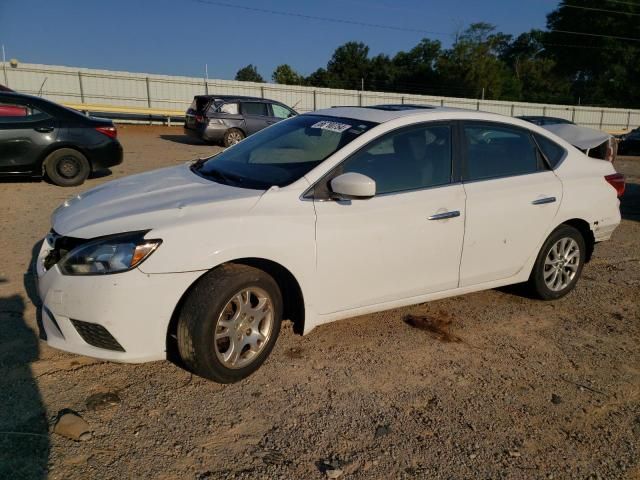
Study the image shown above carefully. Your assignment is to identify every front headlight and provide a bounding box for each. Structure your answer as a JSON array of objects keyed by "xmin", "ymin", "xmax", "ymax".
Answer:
[{"xmin": 59, "ymin": 231, "xmax": 162, "ymax": 276}]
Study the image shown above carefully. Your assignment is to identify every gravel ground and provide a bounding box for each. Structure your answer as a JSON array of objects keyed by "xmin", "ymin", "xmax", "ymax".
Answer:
[{"xmin": 0, "ymin": 125, "xmax": 639, "ymax": 480}]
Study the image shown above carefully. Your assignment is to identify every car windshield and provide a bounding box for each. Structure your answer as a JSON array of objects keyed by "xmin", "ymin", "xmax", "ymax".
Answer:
[{"xmin": 192, "ymin": 114, "xmax": 377, "ymax": 189}]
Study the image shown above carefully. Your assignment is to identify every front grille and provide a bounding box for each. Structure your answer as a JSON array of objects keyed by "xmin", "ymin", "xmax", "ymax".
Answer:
[{"xmin": 70, "ymin": 320, "xmax": 125, "ymax": 352}]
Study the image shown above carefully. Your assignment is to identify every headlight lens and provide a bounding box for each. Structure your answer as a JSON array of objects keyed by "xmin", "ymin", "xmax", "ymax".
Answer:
[{"xmin": 59, "ymin": 231, "xmax": 162, "ymax": 275}]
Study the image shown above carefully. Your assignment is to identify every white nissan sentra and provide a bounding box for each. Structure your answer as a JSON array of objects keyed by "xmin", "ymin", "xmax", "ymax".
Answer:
[{"xmin": 36, "ymin": 105, "xmax": 624, "ymax": 383}]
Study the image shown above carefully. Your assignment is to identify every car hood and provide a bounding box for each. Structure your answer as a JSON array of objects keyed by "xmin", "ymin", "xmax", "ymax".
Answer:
[
  {"xmin": 51, "ymin": 164, "xmax": 264, "ymax": 238},
  {"xmin": 542, "ymin": 124, "xmax": 611, "ymax": 150}
]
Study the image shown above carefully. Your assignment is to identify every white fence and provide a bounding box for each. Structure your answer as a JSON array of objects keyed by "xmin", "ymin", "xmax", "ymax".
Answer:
[{"xmin": 3, "ymin": 62, "xmax": 639, "ymax": 131}]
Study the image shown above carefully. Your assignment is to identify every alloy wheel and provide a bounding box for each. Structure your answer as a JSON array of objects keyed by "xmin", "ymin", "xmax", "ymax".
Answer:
[
  {"xmin": 214, "ymin": 287, "xmax": 274, "ymax": 369},
  {"xmin": 543, "ymin": 237, "xmax": 580, "ymax": 291}
]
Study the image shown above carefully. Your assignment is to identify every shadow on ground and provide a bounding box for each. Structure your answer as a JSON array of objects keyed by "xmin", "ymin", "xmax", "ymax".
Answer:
[
  {"xmin": 160, "ymin": 134, "xmax": 209, "ymax": 146},
  {"xmin": 0, "ymin": 277, "xmax": 49, "ymax": 478}
]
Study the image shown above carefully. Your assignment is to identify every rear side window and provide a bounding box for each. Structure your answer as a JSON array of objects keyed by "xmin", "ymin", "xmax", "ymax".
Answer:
[
  {"xmin": 534, "ymin": 133, "xmax": 565, "ymax": 168},
  {"xmin": 241, "ymin": 102, "xmax": 268, "ymax": 116},
  {"xmin": 218, "ymin": 103, "xmax": 239, "ymax": 115},
  {"xmin": 463, "ymin": 124, "xmax": 539, "ymax": 181},
  {"xmin": 0, "ymin": 102, "xmax": 50, "ymax": 123}
]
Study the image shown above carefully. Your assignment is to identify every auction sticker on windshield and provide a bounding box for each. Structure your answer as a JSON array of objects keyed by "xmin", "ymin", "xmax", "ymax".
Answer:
[{"xmin": 311, "ymin": 120, "xmax": 352, "ymax": 133}]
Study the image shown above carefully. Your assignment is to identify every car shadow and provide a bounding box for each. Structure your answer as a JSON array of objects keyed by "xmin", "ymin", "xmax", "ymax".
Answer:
[
  {"xmin": 159, "ymin": 134, "xmax": 213, "ymax": 146},
  {"xmin": 0, "ymin": 275, "xmax": 49, "ymax": 478},
  {"xmin": 621, "ymin": 182, "xmax": 639, "ymax": 222}
]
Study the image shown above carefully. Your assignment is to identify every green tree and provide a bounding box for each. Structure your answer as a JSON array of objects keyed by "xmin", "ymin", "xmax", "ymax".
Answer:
[
  {"xmin": 326, "ymin": 41, "xmax": 370, "ymax": 89},
  {"xmin": 545, "ymin": 0, "xmax": 639, "ymax": 107},
  {"xmin": 392, "ymin": 38, "xmax": 443, "ymax": 94},
  {"xmin": 304, "ymin": 68, "xmax": 330, "ymax": 88},
  {"xmin": 272, "ymin": 64, "xmax": 303, "ymax": 85},
  {"xmin": 437, "ymin": 23, "xmax": 519, "ymax": 99},
  {"xmin": 235, "ymin": 64, "xmax": 264, "ymax": 83}
]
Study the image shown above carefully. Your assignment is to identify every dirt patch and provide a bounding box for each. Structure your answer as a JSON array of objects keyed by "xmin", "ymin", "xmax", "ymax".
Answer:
[{"xmin": 0, "ymin": 126, "xmax": 638, "ymax": 479}]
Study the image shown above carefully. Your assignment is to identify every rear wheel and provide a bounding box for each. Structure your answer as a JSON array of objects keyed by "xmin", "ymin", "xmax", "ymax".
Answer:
[
  {"xmin": 177, "ymin": 264, "xmax": 282, "ymax": 383},
  {"xmin": 44, "ymin": 148, "xmax": 90, "ymax": 187},
  {"xmin": 223, "ymin": 128, "xmax": 245, "ymax": 147},
  {"xmin": 528, "ymin": 225, "xmax": 586, "ymax": 300}
]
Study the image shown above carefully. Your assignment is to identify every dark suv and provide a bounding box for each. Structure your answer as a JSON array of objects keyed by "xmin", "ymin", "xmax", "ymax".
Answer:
[{"xmin": 184, "ymin": 95, "xmax": 297, "ymax": 147}]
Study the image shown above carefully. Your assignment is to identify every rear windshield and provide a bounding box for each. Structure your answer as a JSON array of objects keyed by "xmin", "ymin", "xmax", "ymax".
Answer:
[{"xmin": 193, "ymin": 115, "xmax": 377, "ymax": 189}]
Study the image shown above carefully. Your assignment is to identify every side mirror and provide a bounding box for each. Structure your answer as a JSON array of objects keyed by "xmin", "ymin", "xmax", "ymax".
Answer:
[{"xmin": 330, "ymin": 172, "xmax": 376, "ymax": 200}]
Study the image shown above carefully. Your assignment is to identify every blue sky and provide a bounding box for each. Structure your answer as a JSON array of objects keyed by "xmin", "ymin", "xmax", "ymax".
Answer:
[{"xmin": 0, "ymin": 0, "xmax": 557, "ymax": 81}]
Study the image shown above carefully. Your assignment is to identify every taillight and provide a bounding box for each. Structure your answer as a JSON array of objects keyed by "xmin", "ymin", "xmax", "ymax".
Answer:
[
  {"xmin": 95, "ymin": 125, "xmax": 117, "ymax": 139},
  {"xmin": 195, "ymin": 115, "xmax": 204, "ymax": 123},
  {"xmin": 605, "ymin": 173, "xmax": 625, "ymax": 197}
]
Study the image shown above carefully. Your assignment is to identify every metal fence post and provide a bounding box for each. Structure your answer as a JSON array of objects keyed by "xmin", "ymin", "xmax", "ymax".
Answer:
[
  {"xmin": 599, "ymin": 109, "xmax": 604, "ymax": 129},
  {"xmin": 476, "ymin": 100, "xmax": 480, "ymax": 111},
  {"xmin": 313, "ymin": 90, "xmax": 317, "ymax": 110},
  {"xmin": 401, "ymin": 96, "xmax": 404, "ymax": 105},
  {"xmin": 359, "ymin": 92, "xmax": 362, "ymax": 106},
  {"xmin": 627, "ymin": 110, "xmax": 631, "ymax": 130},
  {"xmin": 260, "ymin": 85, "xmax": 265, "ymax": 98},
  {"xmin": 510, "ymin": 104, "xmax": 514, "ymax": 116},
  {"xmin": 542, "ymin": 106, "xmax": 547, "ymax": 116},
  {"xmin": 78, "ymin": 71, "xmax": 85, "ymax": 103},
  {"xmin": 571, "ymin": 107, "xmax": 576, "ymax": 122},
  {"xmin": 145, "ymin": 77, "xmax": 152, "ymax": 108},
  {"xmin": 205, "ymin": 81, "xmax": 209, "ymax": 95},
  {"xmin": 440, "ymin": 98, "xmax": 444, "ymax": 107},
  {"xmin": 2, "ymin": 61, "xmax": 7, "ymax": 87}
]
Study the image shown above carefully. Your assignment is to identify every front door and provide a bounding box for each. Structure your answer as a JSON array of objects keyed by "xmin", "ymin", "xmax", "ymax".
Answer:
[{"xmin": 313, "ymin": 122, "xmax": 466, "ymax": 314}]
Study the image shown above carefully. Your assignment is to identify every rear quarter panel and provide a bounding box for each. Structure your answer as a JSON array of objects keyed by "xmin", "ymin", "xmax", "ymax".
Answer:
[{"xmin": 553, "ymin": 150, "xmax": 621, "ymax": 241}]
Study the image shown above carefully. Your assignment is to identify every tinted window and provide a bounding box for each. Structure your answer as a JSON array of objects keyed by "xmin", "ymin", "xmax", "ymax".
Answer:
[
  {"xmin": 0, "ymin": 101, "xmax": 50, "ymax": 123},
  {"xmin": 194, "ymin": 115, "xmax": 376, "ymax": 189},
  {"xmin": 271, "ymin": 103, "xmax": 294, "ymax": 119},
  {"xmin": 241, "ymin": 102, "xmax": 268, "ymax": 116},
  {"xmin": 463, "ymin": 124, "xmax": 539, "ymax": 181},
  {"xmin": 339, "ymin": 124, "xmax": 452, "ymax": 195},
  {"xmin": 534, "ymin": 133, "xmax": 565, "ymax": 168}
]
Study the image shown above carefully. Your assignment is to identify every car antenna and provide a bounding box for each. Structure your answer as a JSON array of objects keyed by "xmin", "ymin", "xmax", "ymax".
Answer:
[{"xmin": 37, "ymin": 77, "xmax": 48, "ymax": 96}]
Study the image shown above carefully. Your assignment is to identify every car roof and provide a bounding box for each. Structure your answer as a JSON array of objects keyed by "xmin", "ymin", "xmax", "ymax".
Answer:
[
  {"xmin": 310, "ymin": 105, "xmax": 479, "ymax": 123},
  {"xmin": 195, "ymin": 95, "xmax": 265, "ymax": 102}
]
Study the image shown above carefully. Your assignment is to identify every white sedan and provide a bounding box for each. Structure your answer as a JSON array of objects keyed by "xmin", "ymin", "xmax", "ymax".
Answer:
[{"xmin": 36, "ymin": 105, "xmax": 624, "ymax": 383}]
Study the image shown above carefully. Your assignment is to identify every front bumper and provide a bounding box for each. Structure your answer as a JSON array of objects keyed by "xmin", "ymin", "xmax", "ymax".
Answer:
[{"xmin": 36, "ymin": 238, "xmax": 204, "ymax": 363}]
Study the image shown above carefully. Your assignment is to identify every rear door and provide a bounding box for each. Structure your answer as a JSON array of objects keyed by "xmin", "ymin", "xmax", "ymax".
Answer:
[
  {"xmin": 240, "ymin": 101, "xmax": 270, "ymax": 135},
  {"xmin": 0, "ymin": 98, "xmax": 57, "ymax": 173},
  {"xmin": 459, "ymin": 121, "xmax": 562, "ymax": 286},
  {"xmin": 184, "ymin": 96, "xmax": 211, "ymax": 130}
]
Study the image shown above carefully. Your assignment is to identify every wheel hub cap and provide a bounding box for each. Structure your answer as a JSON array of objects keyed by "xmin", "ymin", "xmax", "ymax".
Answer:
[{"xmin": 214, "ymin": 287, "xmax": 273, "ymax": 369}]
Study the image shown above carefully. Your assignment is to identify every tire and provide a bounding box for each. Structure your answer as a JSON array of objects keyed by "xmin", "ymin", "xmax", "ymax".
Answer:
[
  {"xmin": 223, "ymin": 128, "xmax": 245, "ymax": 147},
  {"xmin": 44, "ymin": 148, "xmax": 90, "ymax": 187},
  {"xmin": 177, "ymin": 264, "xmax": 282, "ymax": 383},
  {"xmin": 528, "ymin": 224, "xmax": 586, "ymax": 300}
]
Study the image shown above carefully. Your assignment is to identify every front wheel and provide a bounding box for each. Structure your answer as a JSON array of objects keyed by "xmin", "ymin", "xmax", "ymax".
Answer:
[
  {"xmin": 177, "ymin": 264, "xmax": 282, "ymax": 383},
  {"xmin": 528, "ymin": 225, "xmax": 586, "ymax": 300}
]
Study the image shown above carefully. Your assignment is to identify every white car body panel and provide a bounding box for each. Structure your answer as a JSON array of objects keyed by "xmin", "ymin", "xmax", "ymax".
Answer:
[
  {"xmin": 460, "ymin": 171, "xmax": 562, "ymax": 286},
  {"xmin": 36, "ymin": 106, "xmax": 622, "ymax": 362}
]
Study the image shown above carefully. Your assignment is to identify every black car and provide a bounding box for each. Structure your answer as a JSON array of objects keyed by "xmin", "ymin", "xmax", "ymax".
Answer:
[
  {"xmin": 517, "ymin": 115, "xmax": 575, "ymax": 126},
  {"xmin": 184, "ymin": 95, "xmax": 297, "ymax": 147},
  {"xmin": 618, "ymin": 128, "xmax": 640, "ymax": 156},
  {"xmin": 0, "ymin": 92, "xmax": 123, "ymax": 186}
]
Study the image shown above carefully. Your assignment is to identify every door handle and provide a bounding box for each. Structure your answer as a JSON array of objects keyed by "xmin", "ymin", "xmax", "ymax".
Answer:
[
  {"xmin": 34, "ymin": 126, "xmax": 54, "ymax": 133},
  {"xmin": 428, "ymin": 210, "xmax": 460, "ymax": 221},
  {"xmin": 532, "ymin": 196, "xmax": 556, "ymax": 205}
]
